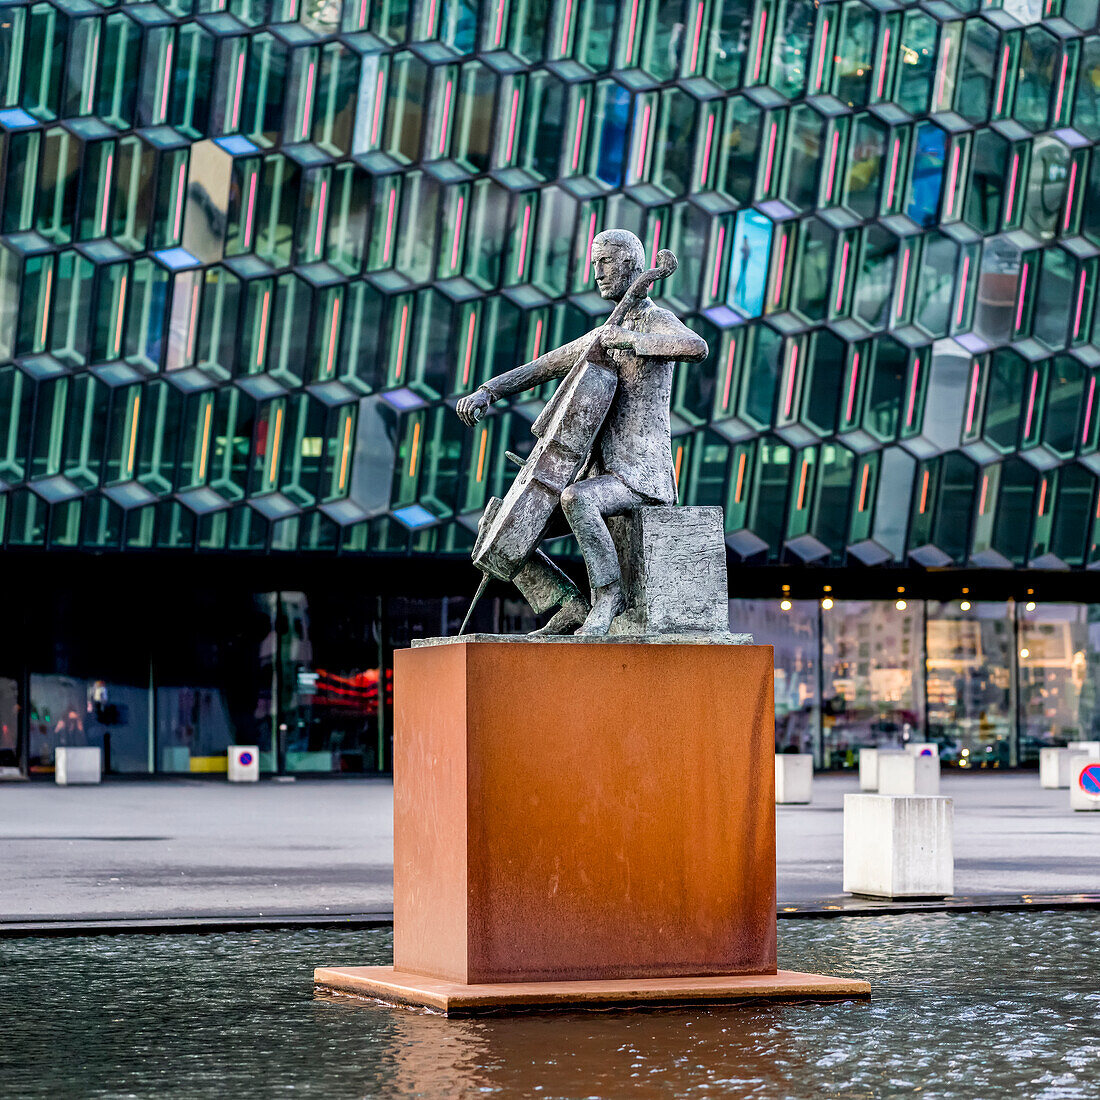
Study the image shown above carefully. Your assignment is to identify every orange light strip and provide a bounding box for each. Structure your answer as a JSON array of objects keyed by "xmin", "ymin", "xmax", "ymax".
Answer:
[
  {"xmin": 734, "ymin": 452, "xmax": 746, "ymax": 503},
  {"xmin": 475, "ymin": 426, "xmax": 488, "ymax": 482},
  {"xmin": 395, "ymin": 303, "xmax": 409, "ymax": 380},
  {"xmin": 408, "ymin": 419, "xmax": 421, "ymax": 477},
  {"xmin": 114, "ymin": 273, "xmax": 127, "ymax": 356},
  {"xmin": 919, "ymin": 470, "xmax": 930, "ymax": 513},
  {"xmin": 39, "ymin": 264, "xmax": 53, "ymax": 348},
  {"xmin": 674, "ymin": 444, "xmax": 683, "ymax": 486},
  {"xmin": 127, "ymin": 393, "xmax": 140, "ymax": 476},
  {"xmin": 1037, "ymin": 478, "xmax": 1047, "ymax": 517},
  {"xmin": 858, "ymin": 464, "xmax": 869, "ymax": 511},
  {"xmin": 338, "ymin": 414, "xmax": 352, "ymax": 490},
  {"xmin": 269, "ymin": 406, "xmax": 283, "ymax": 482},
  {"xmin": 256, "ymin": 290, "xmax": 270, "ymax": 367},
  {"xmin": 796, "ymin": 458, "xmax": 809, "ymax": 510},
  {"xmin": 198, "ymin": 400, "xmax": 212, "ymax": 480},
  {"xmin": 325, "ymin": 296, "xmax": 341, "ymax": 378}
]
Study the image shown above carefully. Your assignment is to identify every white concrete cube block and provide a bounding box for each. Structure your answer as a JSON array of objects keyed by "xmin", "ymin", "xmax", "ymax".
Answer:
[
  {"xmin": 228, "ymin": 745, "xmax": 260, "ymax": 783},
  {"xmin": 858, "ymin": 748, "xmax": 903, "ymax": 791},
  {"xmin": 1040, "ymin": 743, "xmax": 1100, "ymax": 788},
  {"xmin": 906, "ymin": 743, "xmax": 939, "ymax": 761},
  {"xmin": 774, "ymin": 754, "xmax": 813, "ymax": 804},
  {"xmin": 878, "ymin": 751, "xmax": 939, "ymax": 796},
  {"xmin": 843, "ymin": 794, "xmax": 954, "ymax": 898},
  {"xmin": 1069, "ymin": 755, "xmax": 1100, "ymax": 811},
  {"xmin": 859, "ymin": 748, "xmax": 910, "ymax": 792},
  {"xmin": 55, "ymin": 747, "xmax": 102, "ymax": 785}
]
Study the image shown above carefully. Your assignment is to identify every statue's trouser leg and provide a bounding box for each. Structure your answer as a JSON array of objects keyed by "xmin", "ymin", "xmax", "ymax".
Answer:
[
  {"xmin": 513, "ymin": 549, "xmax": 585, "ymax": 615},
  {"xmin": 561, "ymin": 475, "xmax": 646, "ymax": 591}
]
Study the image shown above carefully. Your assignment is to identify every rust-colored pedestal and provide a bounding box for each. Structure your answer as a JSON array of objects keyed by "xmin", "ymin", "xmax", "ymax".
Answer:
[{"xmin": 314, "ymin": 638, "xmax": 869, "ymax": 1013}]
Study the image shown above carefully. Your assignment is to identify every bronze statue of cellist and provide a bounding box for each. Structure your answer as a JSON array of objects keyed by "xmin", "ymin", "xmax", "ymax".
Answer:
[{"xmin": 456, "ymin": 229, "xmax": 709, "ymax": 636}]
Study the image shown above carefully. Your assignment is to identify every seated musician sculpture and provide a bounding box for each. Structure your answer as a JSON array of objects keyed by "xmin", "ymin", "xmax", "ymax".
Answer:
[{"xmin": 456, "ymin": 229, "xmax": 709, "ymax": 636}]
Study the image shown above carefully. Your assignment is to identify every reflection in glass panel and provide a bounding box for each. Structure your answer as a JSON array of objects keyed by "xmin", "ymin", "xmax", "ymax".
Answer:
[
  {"xmin": 926, "ymin": 601, "xmax": 1015, "ymax": 767},
  {"xmin": 821, "ymin": 600, "xmax": 926, "ymax": 768},
  {"xmin": 730, "ymin": 599, "xmax": 820, "ymax": 760}
]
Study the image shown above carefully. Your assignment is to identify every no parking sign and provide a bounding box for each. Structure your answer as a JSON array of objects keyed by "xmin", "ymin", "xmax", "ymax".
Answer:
[{"xmin": 1079, "ymin": 763, "xmax": 1100, "ymax": 800}]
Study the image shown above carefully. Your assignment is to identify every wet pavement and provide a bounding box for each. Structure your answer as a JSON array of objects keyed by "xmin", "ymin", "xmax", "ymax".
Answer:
[
  {"xmin": 3, "ymin": 773, "xmax": 1098, "ymax": 924},
  {"xmin": 5, "ymin": 911, "xmax": 1098, "ymax": 1098}
]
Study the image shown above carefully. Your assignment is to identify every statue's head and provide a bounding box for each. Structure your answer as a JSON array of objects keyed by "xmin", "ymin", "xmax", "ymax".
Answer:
[{"xmin": 591, "ymin": 229, "xmax": 646, "ymax": 301}]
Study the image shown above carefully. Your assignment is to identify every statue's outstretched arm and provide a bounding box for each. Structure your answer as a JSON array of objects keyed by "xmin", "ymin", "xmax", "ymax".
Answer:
[
  {"xmin": 630, "ymin": 314, "xmax": 708, "ymax": 362},
  {"xmin": 481, "ymin": 331, "xmax": 593, "ymax": 400}
]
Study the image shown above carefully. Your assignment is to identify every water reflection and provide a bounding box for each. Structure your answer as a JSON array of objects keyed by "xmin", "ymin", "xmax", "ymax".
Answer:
[{"xmin": 3, "ymin": 913, "xmax": 1098, "ymax": 1098}]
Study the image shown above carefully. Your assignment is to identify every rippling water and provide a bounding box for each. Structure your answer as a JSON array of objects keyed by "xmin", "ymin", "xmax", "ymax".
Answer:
[{"xmin": 4, "ymin": 912, "xmax": 1098, "ymax": 1098}]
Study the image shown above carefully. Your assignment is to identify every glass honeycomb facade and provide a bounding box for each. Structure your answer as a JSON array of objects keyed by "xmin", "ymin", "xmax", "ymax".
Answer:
[{"xmin": 3, "ymin": 0, "xmax": 1100, "ymax": 776}]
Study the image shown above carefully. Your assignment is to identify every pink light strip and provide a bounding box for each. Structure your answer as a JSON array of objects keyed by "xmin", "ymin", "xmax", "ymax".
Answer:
[
  {"xmin": 625, "ymin": 0, "xmax": 640, "ymax": 63},
  {"xmin": 450, "ymin": 194, "xmax": 464, "ymax": 269},
  {"xmin": 438, "ymin": 79, "xmax": 452, "ymax": 155},
  {"xmin": 964, "ymin": 362, "xmax": 980, "ymax": 434},
  {"xmin": 752, "ymin": 8, "xmax": 768, "ymax": 83},
  {"xmin": 722, "ymin": 339, "xmax": 736, "ymax": 410},
  {"xmin": 161, "ymin": 42, "xmax": 174, "ymax": 121},
  {"xmin": 887, "ymin": 138, "xmax": 900, "ymax": 207},
  {"xmin": 979, "ymin": 475, "xmax": 988, "ymax": 515},
  {"xmin": 824, "ymin": 130, "xmax": 839, "ymax": 201},
  {"xmin": 1074, "ymin": 270, "xmax": 1087, "ymax": 338},
  {"xmin": 1015, "ymin": 262, "xmax": 1029, "ymax": 333},
  {"xmin": 462, "ymin": 310, "xmax": 476, "ymax": 385},
  {"xmin": 325, "ymin": 296, "xmax": 340, "ymax": 377},
  {"xmin": 370, "ymin": 69, "xmax": 385, "ymax": 146},
  {"xmin": 651, "ymin": 218, "xmax": 661, "ymax": 267},
  {"xmin": 944, "ymin": 144, "xmax": 960, "ymax": 217},
  {"xmin": 635, "ymin": 103, "xmax": 651, "ymax": 178},
  {"xmin": 815, "ymin": 19, "xmax": 830, "ymax": 91},
  {"xmin": 506, "ymin": 88, "xmax": 520, "ymax": 161},
  {"xmin": 571, "ymin": 96, "xmax": 586, "ymax": 170},
  {"xmin": 231, "ymin": 52, "xmax": 245, "ymax": 130},
  {"xmin": 532, "ymin": 317, "xmax": 543, "ymax": 359},
  {"xmin": 382, "ymin": 188, "xmax": 396, "ymax": 263},
  {"xmin": 1064, "ymin": 160, "xmax": 1077, "ymax": 231},
  {"xmin": 934, "ymin": 35, "xmax": 952, "ymax": 109},
  {"xmin": 835, "ymin": 240, "xmax": 850, "ymax": 313},
  {"xmin": 896, "ymin": 247, "xmax": 910, "ymax": 318},
  {"xmin": 711, "ymin": 224, "xmax": 725, "ymax": 299},
  {"xmin": 955, "ymin": 254, "xmax": 970, "ymax": 328},
  {"xmin": 516, "ymin": 204, "xmax": 531, "ymax": 277},
  {"xmin": 559, "ymin": 0, "xmax": 572, "ymax": 55},
  {"xmin": 244, "ymin": 171, "xmax": 257, "ymax": 247},
  {"xmin": 699, "ymin": 112, "xmax": 715, "ymax": 186},
  {"xmin": 689, "ymin": 1, "xmax": 704, "ymax": 72},
  {"xmin": 1054, "ymin": 53, "xmax": 1068, "ymax": 121},
  {"xmin": 426, "ymin": 0, "xmax": 437, "ymax": 35},
  {"xmin": 845, "ymin": 351, "xmax": 860, "ymax": 423},
  {"xmin": 995, "ymin": 44, "xmax": 1009, "ymax": 115},
  {"xmin": 762, "ymin": 121, "xmax": 777, "ymax": 193},
  {"xmin": 100, "ymin": 152, "xmax": 113, "ymax": 236},
  {"xmin": 186, "ymin": 282, "xmax": 199, "ymax": 360},
  {"xmin": 906, "ymin": 357, "xmax": 921, "ymax": 427},
  {"xmin": 876, "ymin": 27, "xmax": 890, "ymax": 99},
  {"xmin": 173, "ymin": 161, "xmax": 186, "ymax": 242},
  {"xmin": 1024, "ymin": 369, "xmax": 1039, "ymax": 438},
  {"xmin": 1005, "ymin": 152, "xmax": 1019, "ymax": 225},
  {"xmin": 494, "ymin": 0, "xmax": 506, "ymax": 46},
  {"xmin": 773, "ymin": 233, "xmax": 787, "ymax": 305},
  {"xmin": 783, "ymin": 342, "xmax": 798, "ymax": 418},
  {"xmin": 1083, "ymin": 376, "xmax": 1096, "ymax": 445},
  {"xmin": 313, "ymin": 179, "xmax": 327, "ymax": 256}
]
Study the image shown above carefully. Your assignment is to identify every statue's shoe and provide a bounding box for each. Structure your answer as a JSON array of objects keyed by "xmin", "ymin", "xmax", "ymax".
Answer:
[
  {"xmin": 528, "ymin": 598, "xmax": 589, "ymax": 636},
  {"xmin": 574, "ymin": 589, "xmax": 626, "ymax": 636}
]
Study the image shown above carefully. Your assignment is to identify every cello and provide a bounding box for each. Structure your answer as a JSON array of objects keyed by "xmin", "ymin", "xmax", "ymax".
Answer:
[{"xmin": 460, "ymin": 249, "xmax": 679, "ymax": 627}]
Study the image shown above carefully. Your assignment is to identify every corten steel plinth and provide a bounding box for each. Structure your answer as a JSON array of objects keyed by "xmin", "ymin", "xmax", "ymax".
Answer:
[{"xmin": 314, "ymin": 637, "xmax": 871, "ymax": 1013}]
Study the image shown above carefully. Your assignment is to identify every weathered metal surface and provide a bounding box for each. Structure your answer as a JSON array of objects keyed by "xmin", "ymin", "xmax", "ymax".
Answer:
[{"xmin": 393, "ymin": 640, "xmax": 778, "ymax": 984}]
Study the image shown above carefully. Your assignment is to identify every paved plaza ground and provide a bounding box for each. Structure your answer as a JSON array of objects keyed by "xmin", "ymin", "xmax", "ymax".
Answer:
[{"xmin": 2, "ymin": 773, "xmax": 1097, "ymax": 927}]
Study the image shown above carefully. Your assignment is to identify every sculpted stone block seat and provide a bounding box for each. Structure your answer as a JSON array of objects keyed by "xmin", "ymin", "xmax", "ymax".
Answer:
[{"xmin": 607, "ymin": 506, "xmax": 728, "ymax": 636}]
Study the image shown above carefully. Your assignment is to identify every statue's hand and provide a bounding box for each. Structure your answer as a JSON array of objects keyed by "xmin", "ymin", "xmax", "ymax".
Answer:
[
  {"xmin": 599, "ymin": 324, "xmax": 636, "ymax": 351},
  {"xmin": 456, "ymin": 389, "xmax": 492, "ymax": 426}
]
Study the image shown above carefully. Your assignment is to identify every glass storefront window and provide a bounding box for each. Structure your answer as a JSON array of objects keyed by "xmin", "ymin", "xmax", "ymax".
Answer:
[
  {"xmin": 926, "ymin": 601, "xmax": 1015, "ymax": 768},
  {"xmin": 821, "ymin": 599, "xmax": 925, "ymax": 768}
]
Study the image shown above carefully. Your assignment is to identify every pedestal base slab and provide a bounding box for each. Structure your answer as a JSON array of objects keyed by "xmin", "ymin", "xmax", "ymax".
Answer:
[{"xmin": 314, "ymin": 965, "xmax": 871, "ymax": 1016}]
